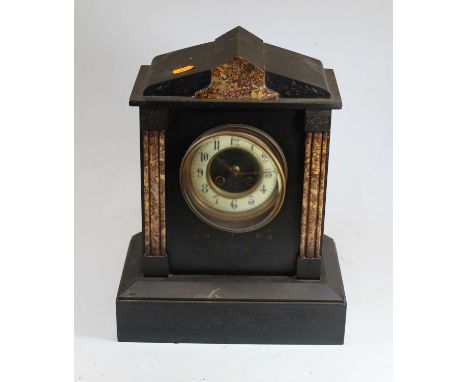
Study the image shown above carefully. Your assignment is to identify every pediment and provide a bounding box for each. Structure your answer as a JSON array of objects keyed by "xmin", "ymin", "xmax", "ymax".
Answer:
[{"xmin": 143, "ymin": 27, "xmax": 330, "ymax": 99}]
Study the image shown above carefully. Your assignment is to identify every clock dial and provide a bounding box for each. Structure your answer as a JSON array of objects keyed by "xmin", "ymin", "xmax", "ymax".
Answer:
[
  {"xmin": 180, "ymin": 125, "xmax": 287, "ymax": 233},
  {"xmin": 189, "ymin": 135, "xmax": 278, "ymax": 213}
]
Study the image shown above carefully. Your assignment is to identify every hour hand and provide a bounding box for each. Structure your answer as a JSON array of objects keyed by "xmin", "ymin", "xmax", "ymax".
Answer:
[{"xmin": 215, "ymin": 157, "xmax": 234, "ymax": 173}]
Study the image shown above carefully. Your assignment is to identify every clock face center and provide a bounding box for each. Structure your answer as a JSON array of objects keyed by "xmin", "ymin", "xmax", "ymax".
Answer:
[
  {"xmin": 209, "ymin": 148, "xmax": 261, "ymax": 194},
  {"xmin": 231, "ymin": 165, "xmax": 240, "ymax": 174}
]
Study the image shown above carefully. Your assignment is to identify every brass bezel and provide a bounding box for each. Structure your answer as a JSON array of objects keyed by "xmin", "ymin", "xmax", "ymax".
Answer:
[{"xmin": 180, "ymin": 124, "xmax": 287, "ymax": 233}]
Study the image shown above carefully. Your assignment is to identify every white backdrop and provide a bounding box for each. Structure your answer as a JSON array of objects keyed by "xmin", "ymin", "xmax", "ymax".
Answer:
[{"xmin": 75, "ymin": 0, "xmax": 392, "ymax": 380}]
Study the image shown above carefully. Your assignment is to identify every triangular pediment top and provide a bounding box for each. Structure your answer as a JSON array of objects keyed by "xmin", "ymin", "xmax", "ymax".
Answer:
[
  {"xmin": 212, "ymin": 26, "xmax": 265, "ymax": 69},
  {"xmin": 143, "ymin": 27, "xmax": 331, "ymax": 99}
]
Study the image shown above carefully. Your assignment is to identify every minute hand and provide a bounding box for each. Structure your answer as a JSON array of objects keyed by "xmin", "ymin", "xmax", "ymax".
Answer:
[{"xmin": 238, "ymin": 170, "xmax": 261, "ymax": 176}]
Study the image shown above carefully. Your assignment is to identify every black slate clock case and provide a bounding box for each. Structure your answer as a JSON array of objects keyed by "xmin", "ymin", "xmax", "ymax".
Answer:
[{"xmin": 116, "ymin": 27, "xmax": 346, "ymax": 344}]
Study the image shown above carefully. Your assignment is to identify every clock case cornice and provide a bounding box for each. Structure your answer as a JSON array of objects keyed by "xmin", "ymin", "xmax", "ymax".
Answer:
[{"xmin": 129, "ymin": 27, "xmax": 342, "ymax": 109}]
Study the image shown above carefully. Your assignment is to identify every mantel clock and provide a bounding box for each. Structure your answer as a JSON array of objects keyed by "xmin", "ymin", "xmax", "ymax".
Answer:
[{"xmin": 116, "ymin": 27, "xmax": 346, "ymax": 344}]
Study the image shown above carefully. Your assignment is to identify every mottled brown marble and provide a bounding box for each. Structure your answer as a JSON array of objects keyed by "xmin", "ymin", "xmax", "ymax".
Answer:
[
  {"xmin": 305, "ymin": 133, "xmax": 323, "ymax": 258},
  {"xmin": 300, "ymin": 132, "xmax": 329, "ymax": 258},
  {"xmin": 149, "ymin": 131, "xmax": 160, "ymax": 257},
  {"xmin": 195, "ymin": 57, "xmax": 278, "ymax": 100},
  {"xmin": 143, "ymin": 129, "xmax": 167, "ymax": 257},
  {"xmin": 314, "ymin": 133, "xmax": 329, "ymax": 258},
  {"xmin": 299, "ymin": 133, "xmax": 312, "ymax": 258},
  {"xmin": 158, "ymin": 130, "xmax": 167, "ymax": 256},
  {"xmin": 143, "ymin": 132, "xmax": 151, "ymax": 256}
]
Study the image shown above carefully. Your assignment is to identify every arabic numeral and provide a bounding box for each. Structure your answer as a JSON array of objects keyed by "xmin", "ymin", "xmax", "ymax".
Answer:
[
  {"xmin": 264, "ymin": 170, "xmax": 273, "ymax": 178},
  {"xmin": 231, "ymin": 200, "xmax": 238, "ymax": 210},
  {"xmin": 261, "ymin": 153, "xmax": 268, "ymax": 162},
  {"xmin": 213, "ymin": 194, "xmax": 219, "ymax": 204},
  {"xmin": 260, "ymin": 185, "xmax": 267, "ymax": 194},
  {"xmin": 231, "ymin": 137, "xmax": 240, "ymax": 146},
  {"xmin": 197, "ymin": 168, "xmax": 204, "ymax": 177},
  {"xmin": 248, "ymin": 197, "xmax": 255, "ymax": 205},
  {"xmin": 201, "ymin": 184, "xmax": 209, "ymax": 193}
]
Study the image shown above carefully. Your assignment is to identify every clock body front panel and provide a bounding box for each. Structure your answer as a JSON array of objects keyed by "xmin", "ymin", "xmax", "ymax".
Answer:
[{"xmin": 165, "ymin": 108, "xmax": 305, "ymax": 275}]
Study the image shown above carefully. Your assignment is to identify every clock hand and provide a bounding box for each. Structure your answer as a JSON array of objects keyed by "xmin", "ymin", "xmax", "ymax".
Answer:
[
  {"xmin": 238, "ymin": 170, "xmax": 261, "ymax": 176},
  {"xmin": 215, "ymin": 156, "xmax": 235, "ymax": 174}
]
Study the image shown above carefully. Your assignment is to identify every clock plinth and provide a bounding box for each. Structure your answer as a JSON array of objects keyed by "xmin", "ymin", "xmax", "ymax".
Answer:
[
  {"xmin": 116, "ymin": 26, "xmax": 346, "ymax": 344},
  {"xmin": 117, "ymin": 232, "xmax": 346, "ymax": 344}
]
